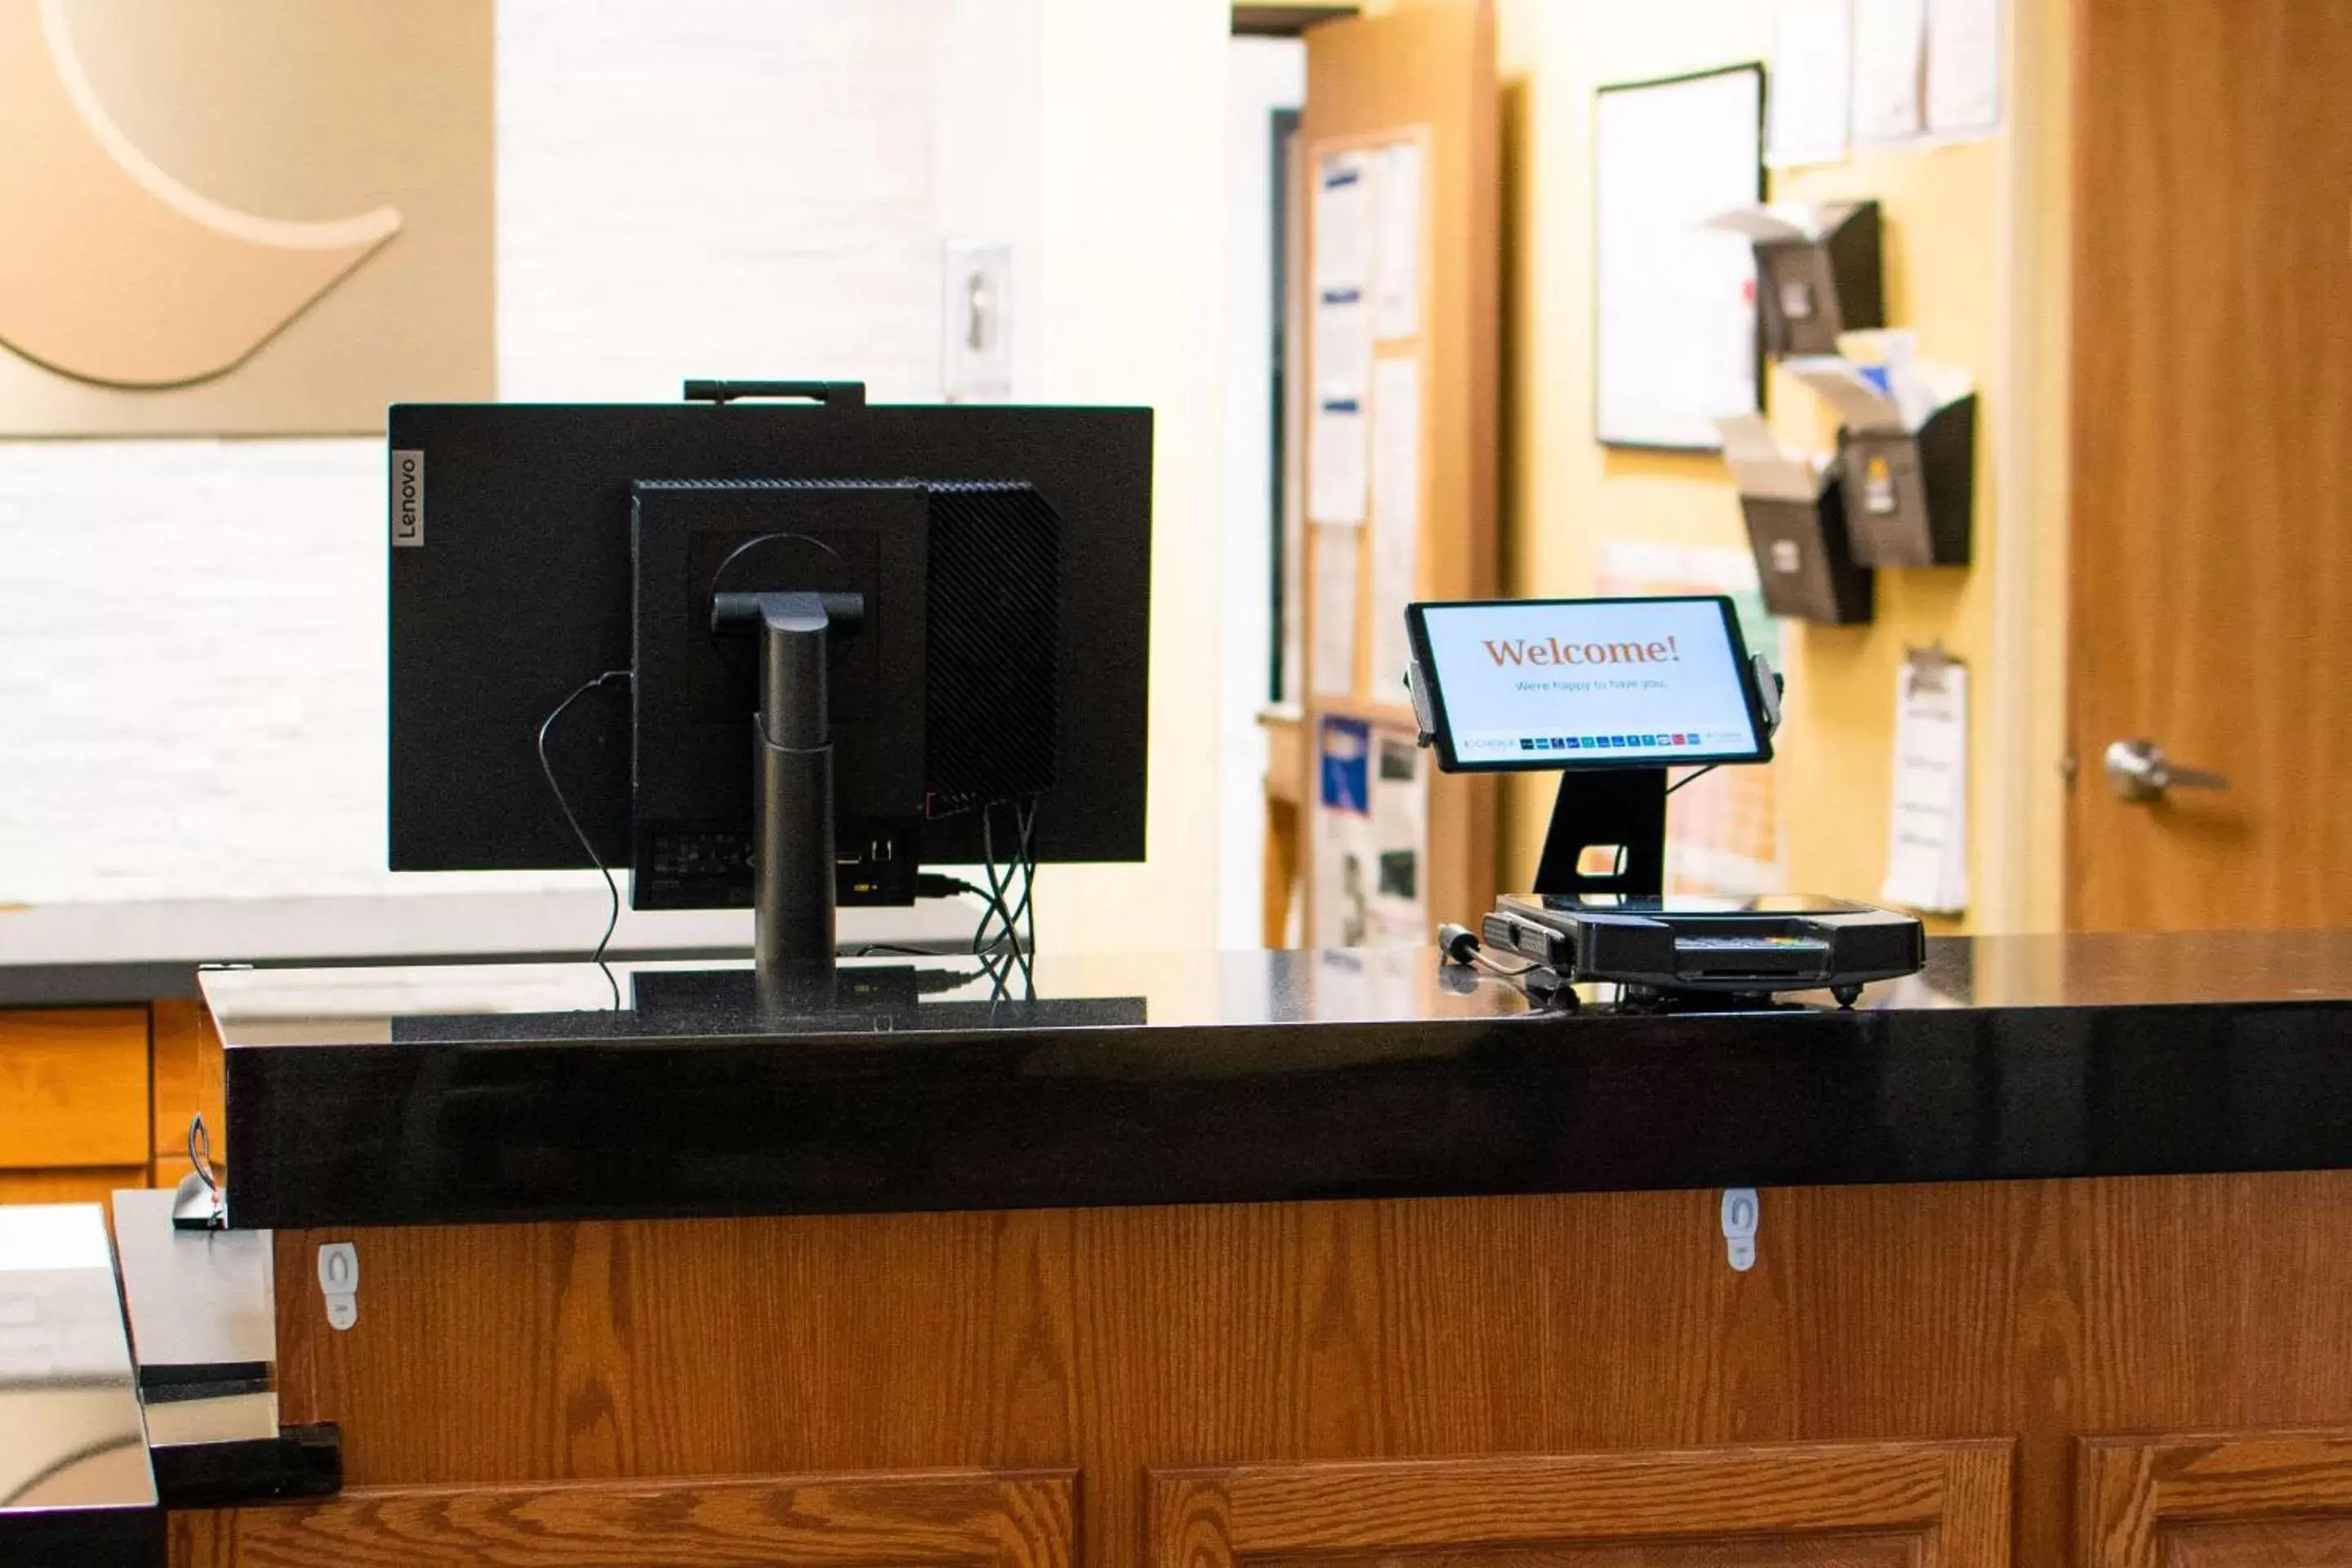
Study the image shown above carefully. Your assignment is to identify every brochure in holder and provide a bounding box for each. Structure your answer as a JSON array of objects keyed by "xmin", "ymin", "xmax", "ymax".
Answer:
[
  {"xmin": 1707, "ymin": 202, "xmax": 1884, "ymax": 359},
  {"xmin": 1785, "ymin": 354, "xmax": 1976, "ymax": 568},
  {"xmin": 1403, "ymin": 595, "xmax": 1923, "ymax": 1004},
  {"xmin": 1718, "ymin": 413, "xmax": 1872, "ymax": 625}
]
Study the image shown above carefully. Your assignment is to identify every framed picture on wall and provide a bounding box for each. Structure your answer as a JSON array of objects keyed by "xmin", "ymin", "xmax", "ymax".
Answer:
[{"xmin": 1592, "ymin": 62, "xmax": 1765, "ymax": 452}]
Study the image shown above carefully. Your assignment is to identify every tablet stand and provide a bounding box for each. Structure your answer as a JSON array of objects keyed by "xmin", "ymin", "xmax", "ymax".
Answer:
[{"xmin": 1530, "ymin": 767, "xmax": 1667, "ymax": 899}]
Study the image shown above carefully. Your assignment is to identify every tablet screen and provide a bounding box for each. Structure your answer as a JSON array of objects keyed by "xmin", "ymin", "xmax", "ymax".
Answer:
[{"xmin": 1409, "ymin": 596, "xmax": 1769, "ymax": 771}]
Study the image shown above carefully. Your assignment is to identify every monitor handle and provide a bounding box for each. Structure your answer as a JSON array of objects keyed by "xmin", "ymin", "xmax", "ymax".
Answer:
[
  {"xmin": 711, "ymin": 591, "xmax": 866, "ymax": 986},
  {"xmin": 682, "ymin": 379, "xmax": 867, "ymax": 409}
]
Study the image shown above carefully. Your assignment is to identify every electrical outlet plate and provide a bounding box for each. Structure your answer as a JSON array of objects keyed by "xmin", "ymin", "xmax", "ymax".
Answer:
[{"xmin": 942, "ymin": 239, "xmax": 1013, "ymax": 403}]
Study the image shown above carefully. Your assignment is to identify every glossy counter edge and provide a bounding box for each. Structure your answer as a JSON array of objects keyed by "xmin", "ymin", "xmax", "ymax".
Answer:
[{"xmin": 211, "ymin": 969, "xmax": 2352, "ymax": 1229}]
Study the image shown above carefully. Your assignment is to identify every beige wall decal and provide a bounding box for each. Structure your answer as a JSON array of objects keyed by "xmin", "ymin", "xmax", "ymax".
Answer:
[
  {"xmin": 0, "ymin": 0, "xmax": 492, "ymax": 435},
  {"xmin": 0, "ymin": 0, "xmax": 401, "ymax": 388}
]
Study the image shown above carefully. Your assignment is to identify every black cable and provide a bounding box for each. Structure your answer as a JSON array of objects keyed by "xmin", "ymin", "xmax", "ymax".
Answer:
[
  {"xmin": 945, "ymin": 871, "xmax": 1018, "ymax": 959},
  {"xmin": 973, "ymin": 801, "xmax": 1035, "ymax": 996},
  {"xmin": 1004, "ymin": 796, "xmax": 1040, "ymax": 960},
  {"xmin": 1020, "ymin": 796, "xmax": 1039, "ymax": 958},
  {"xmin": 537, "ymin": 670, "xmax": 630, "ymax": 1002},
  {"xmin": 984, "ymin": 806, "xmax": 1028, "ymax": 984},
  {"xmin": 1437, "ymin": 920, "xmax": 1546, "ymax": 978},
  {"xmin": 924, "ymin": 863, "xmax": 1027, "ymax": 1001},
  {"xmin": 976, "ymin": 808, "xmax": 1011, "ymax": 956},
  {"xmin": 1665, "ymin": 764, "xmax": 1721, "ymax": 796}
]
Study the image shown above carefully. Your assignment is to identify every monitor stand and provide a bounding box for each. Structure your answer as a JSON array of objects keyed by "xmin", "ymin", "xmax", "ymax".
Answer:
[
  {"xmin": 1530, "ymin": 767, "xmax": 1667, "ymax": 900},
  {"xmin": 711, "ymin": 590, "xmax": 865, "ymax": 983}
]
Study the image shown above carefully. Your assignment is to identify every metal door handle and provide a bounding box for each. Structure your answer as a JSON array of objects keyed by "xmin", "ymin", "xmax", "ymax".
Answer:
[{"xmin": 2105, "ymin": 738, "xmax": 2229, "ymax": 803}]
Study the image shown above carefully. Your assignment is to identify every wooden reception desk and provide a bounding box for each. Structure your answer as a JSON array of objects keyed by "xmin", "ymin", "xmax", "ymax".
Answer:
[{"xmin": 164, "ymin": 934, "xmax": 2352, "ymax": 1568}]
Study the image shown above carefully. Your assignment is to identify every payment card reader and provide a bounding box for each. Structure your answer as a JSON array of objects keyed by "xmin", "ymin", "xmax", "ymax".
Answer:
[{"xmin": 1403, "ymin": 595, "xmax": 1923, "ymax": 1006}]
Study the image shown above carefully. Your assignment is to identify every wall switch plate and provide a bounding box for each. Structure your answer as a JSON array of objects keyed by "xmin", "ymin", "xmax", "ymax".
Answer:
[{"xmin": 942, "ymin": 240, "xmax": 1013, "ymax": 403}]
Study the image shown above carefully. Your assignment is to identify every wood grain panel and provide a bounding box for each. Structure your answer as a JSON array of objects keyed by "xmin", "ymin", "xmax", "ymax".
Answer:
[
  {"xmin": 271, "ymin": 1175, "xmax": 2352, "ymax": 1568},
  {"xmin": 0, "ymin": 1007, "xmax": 149, "ymax": 1167},
  {"xmin": 1147, "ymin": 1441, "xmax": 2011, "ymax": 1568},
  {"xmin": 170, "ymin": 1469, "xmax": 1075, "ymax": 1568},
  {"xmin": 1251, "ymin": 1534, "xmax": 1922, "ymax": 1568},
  {"xmin": 2065, "ymin": 0, "xmax": 2352, "ymax": 929},
  {"xmin": 2163, "ymin": 1516, "xmax": 2352, "ymax": 1568},
  {"xmin": 2077, "ymin": 1432, "xmax": 2352, "ymax": 1568},
  {"xmin": 151, "ymin": 997, "xmax": 225, "ymax": 1169},
  {"xmin": 0, "ymin": 1165, "xmax": 149, "ymax": 1205}
]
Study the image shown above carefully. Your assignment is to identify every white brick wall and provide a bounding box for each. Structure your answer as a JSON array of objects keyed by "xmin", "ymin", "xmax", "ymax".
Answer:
[
  {"xmin": 0, "ymin": 439, "xmax": 387, "ymax": 902},
  {"xmin": 0, "ymin": 0, "xmax": 977, "ymax": 905},
  {"xmin": 494, "ymin": 0, "xmax": 957, "ymax": 403}
]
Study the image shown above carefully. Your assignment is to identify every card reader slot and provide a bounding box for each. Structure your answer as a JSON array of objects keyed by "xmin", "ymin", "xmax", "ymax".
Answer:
[{"xmin": 1672, "ymin": 935, "xmax": 1830, "ymax": 982}]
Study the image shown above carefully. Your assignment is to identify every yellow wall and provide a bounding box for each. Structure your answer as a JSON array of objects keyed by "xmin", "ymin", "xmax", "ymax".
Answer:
[{"xmin": 1493, "ymin": 1, "xmax": 2064, "ymax": 930}]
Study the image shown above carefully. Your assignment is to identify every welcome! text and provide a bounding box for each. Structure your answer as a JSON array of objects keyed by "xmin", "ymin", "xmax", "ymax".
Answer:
[{"xmin": 1481, "ymin": 635, "xmax": 1680, "ymax": 668}]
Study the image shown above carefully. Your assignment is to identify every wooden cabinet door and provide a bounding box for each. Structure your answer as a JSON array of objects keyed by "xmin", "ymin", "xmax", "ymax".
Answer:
[
  {"xmin": 172, "ymin": 1469, "xmax": 1074, "ymax": 1568},
  {"xmin": 1148, "ymin": 1440, "xmax": 2011, "ymax": 1568},
  {"xmin": 2078, "ymin": 1432, "xmax": 2352, "ymax": 1568},
  {"xmin": 0, "ymin": 1007, "xmax": 149, "ymax": 1169}
]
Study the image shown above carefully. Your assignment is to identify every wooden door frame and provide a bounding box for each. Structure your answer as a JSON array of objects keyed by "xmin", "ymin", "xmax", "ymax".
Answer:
[{"xmin": 1990, "ymin": 0, "xmax": 2076, "ymax": 934}]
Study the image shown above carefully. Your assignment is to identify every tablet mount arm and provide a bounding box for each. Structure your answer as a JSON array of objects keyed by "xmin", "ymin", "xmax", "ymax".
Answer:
[{"xmin": 1530, "ymin": 768, "xmax": 1670, "ymax": 898}]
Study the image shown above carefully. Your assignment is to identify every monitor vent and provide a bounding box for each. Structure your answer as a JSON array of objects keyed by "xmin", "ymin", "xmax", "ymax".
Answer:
[{"xmin": 926, "ymin": 483, "xmax": 1059, "ymax": 814}]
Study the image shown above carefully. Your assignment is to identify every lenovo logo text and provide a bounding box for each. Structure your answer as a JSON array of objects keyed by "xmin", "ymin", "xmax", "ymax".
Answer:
[{"xmin": 393, "ymin": 449, "xmax": 423, "ymax": 548}]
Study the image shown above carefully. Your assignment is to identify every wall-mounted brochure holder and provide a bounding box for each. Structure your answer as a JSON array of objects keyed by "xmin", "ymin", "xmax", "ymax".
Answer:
[
  {"xmin": 1708, "ymin": 202, "xmax": 1883, "ymax": 359},
  {"xmin": 1718, "ymin": 413, "xmax": 1872, "ymax": 625},
  {"xmin": 1785, "ymin": 357, "xmax": 1976, "ymax": 568}
]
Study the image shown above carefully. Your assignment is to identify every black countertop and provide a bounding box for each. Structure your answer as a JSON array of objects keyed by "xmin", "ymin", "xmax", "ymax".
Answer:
[{"xmin": 204, "ymin": 932, "xmax": 2352, "ymax": 1230}]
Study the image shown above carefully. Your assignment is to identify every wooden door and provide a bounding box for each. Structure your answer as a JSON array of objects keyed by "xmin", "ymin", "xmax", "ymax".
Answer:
[
  {"xmin": 1296, "ymin": 0, "xmax": 1499, "ymax": 941},
  {"xmin": 172, "ymin": 1470, "xmax": 1075, "ymax": 1567},
  {"xmin": 2065, "ymin": 0, "xmax": 2352, "ymax": 929},
  {"xmin": 1147, "ymin": 1441, "xmax": 2012, "ymax": 1568},
  {"xmin": 2077, "ymin": 1432, "xmax": 2352, "ymax": 1568}
]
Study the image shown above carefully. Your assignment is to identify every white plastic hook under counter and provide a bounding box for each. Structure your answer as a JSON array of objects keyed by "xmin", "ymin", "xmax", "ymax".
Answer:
[{"xmin": 1720, "ymin": 1187, "xmax": 1759, "ymax": 1272}]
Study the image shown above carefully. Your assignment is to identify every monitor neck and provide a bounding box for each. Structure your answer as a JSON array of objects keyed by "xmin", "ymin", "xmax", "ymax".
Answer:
[{"xmin": 711, "ymin": 590, "xmax": 867, "ymax": 982}]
